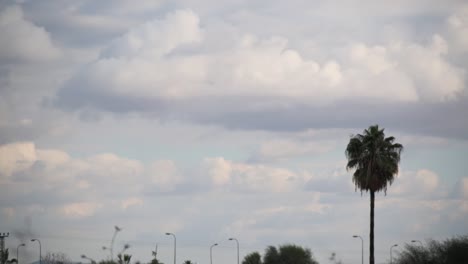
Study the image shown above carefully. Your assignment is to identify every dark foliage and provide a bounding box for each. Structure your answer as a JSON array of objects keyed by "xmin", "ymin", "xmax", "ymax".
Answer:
[
  {"xmin": 242, "ymin": 252, "xmax": 262, "ymax": 264},
  {"xmin": 0, "ymin": 249, "xmax": 9, "ymax": 264},
  {"xmin": 393, "ymin": 235, "xmax": 468, "ymax": 264},
  {"xmin": 243, "ymin": 244, "xmax": 318, "ymax": 264},
  {"xmin": 345, "ymin": 125, "xmax": 403, "ymax": 194}
]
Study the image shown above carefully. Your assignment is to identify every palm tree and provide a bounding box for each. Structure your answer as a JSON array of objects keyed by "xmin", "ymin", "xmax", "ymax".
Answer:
[{"xmin": 345, "ymin": 125, "xmax": 403, "ymax": 264}]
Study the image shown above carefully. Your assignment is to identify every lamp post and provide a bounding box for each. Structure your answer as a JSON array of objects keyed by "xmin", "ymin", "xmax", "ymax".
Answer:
[
  {"xmin": 352, "ymin": 235, "xmax": 363, "ymax": 264},
  {"xmin": 210, "ymin": 243, "xmax": 218, "ymax": 264},
  {"xmin": 228, "ymin": 238, "xmax": 239, "ymax": 264},
  {"xmin": 31, "ymin": 239, "xmax": 42, "ymax": 264},
  {"xmin": 390, "ymin": 244, "xmax": 398, "ymax": 264},
  {"xmin": 165, "ymin": 233, "xmax": 176, "ymax": 264},
  {"xmin": 16, "ymin": 243, "xmax": 25, "ymax": 264},
  {"xmin": 411, "ymin": 240, "xmax": 423, "ymax": 247}
]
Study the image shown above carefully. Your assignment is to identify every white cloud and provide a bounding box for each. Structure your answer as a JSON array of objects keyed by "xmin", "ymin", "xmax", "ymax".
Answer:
[
  {"xmin": 253, "ymin": 138, "xmax": 335, "ymax": 161},
  {"xmin": 350, "ymin": 44, "xmax": 396, "ymax": 75},
  {"xmin": 219, "ymin": 193, "xmax": 331, "ymax": 246},
  {"xmin": 203, "ymin": 157, "xmax": 300, "ymax": 192},
  {"xmin": 392, "ymin": 169, "xmax": 441, "ymax": 196},
  {"xmin": 36, "ymin": 149, "xmax": 71, "ymax": 167},
  {"xmin": 0, "ymin": 141, "xmax": 37, "ymax": 178},
  {"xmin": 59, "ymin": 202, "xmax": 102, "ymax": 218},
  {"xmin": 346, "ymin": 35, "xmax": 464, "ymax": 102},
  {"xmin": 147, "ymin": 160, "xmax": 182, "ymax": 191},
  {"xmin": 102, "ymin": 9, "xmax": 202, "ymax": 59},
  {"xmin": 217, "ymin": 35, "xmax": 343, "ymax": 97},
  {"xmin": 303, "ymin": 193, "xmax": 329, "ymax": 213},
  {"xmin": 233, "ymin": 164, "xmax": 297, "ymax": 192},
  {"xmin": 57, "ymin": 7, "xmax": 466, "ymax": 120},
  {"xmin": 0, "ymin": 5, "xmax": 60, "ymax": 62},
  {"xmin": 204, "ymin": 157, "xmax": 232, "ymax": 186},
  {"xmin": 0, "ymin": 142, "xmax": 148, "ymax": 209},
  {"xmin": 121, "ymin": 197, "xmax": 143, "ymax": 209},
  {"xmin": 392, "ymin": 35, "xmax": 464, "ymax": 101},
  {"xmin": 0, "ymin": 141, "xmax": 316, "ymax": 219},
  {"xmin": 447, "ymin": 6, "xmax": 468, "ymax": 53},
  {"xmin": 415, "ymin": 169, "xmax": 439, "ymax": 192},
  {"xmin": 83, "ymin": 153, "xmax": 144, "ymax": 189},
  {"xmin": 62, "ymin": 9, "xmax": 205, "ymax": 100}
]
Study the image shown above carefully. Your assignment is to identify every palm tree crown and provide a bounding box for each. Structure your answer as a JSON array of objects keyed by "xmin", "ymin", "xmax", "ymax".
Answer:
[{"xmin": 345, "ymin": 125, "xmax": 403, "ymax": 193}]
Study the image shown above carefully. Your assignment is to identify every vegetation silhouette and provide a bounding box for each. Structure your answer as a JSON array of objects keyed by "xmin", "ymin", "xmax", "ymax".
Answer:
[
  {"xmin": 393, "ymin": 235, "xmax": 468, "ymax": 264},
  {"xmin": 150, "ymin": 249, "xmax": 163, "ymax": 264},
  {"xmin": 0, "ymin": 249, "xmax": 10, "ymax": 264},
  {"xmin": 42, "ymin": 252, "xmax": 72, "ymax": 264},
  {"xmin": 242, "ymin": 252, "xmax": 261, "ymax": 264},
  {"xmin": 0, "ymin": 249, "xmax": 19, "ymax": 264},
  {"xmin": 345, "ymin": 125, "xmax": 403, "ymax": 264},
  {"xmin": 242, "ymin": 244, "xmax": 318, "ymax": 264}
]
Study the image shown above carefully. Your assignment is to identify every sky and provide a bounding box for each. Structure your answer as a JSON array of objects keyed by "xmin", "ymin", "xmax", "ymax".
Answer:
[{"xmin": 1, "ymin": 0, "xmax": 468, "ymax": 264}]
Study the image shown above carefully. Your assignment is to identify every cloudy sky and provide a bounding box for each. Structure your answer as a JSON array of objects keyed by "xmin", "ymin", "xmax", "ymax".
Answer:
[{"xmin": 1, "ymin": 0, "xmax": 468, "ymax": 263}]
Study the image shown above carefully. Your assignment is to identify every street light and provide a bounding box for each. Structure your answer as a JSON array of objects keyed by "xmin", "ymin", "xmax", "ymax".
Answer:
[
  {"xmin": 165, "ymin": 233, "xmax": 176, "ymax": 264},
  {"xmin": 210, "ymin": 243, "xmax": 218, "ymax": 264},
  {"xmin": 31, "ymin": 239, "xmax": 42, "ymax": 264},
  {"xmin": 352, "ymin": 235, "xmax": 363, "ymax": 264},
  {"xmin": 229, "ymin": 238, "xmax": 239, "ymax": 264},
  {"xmin": 390, "ymin": 244, "xmax": 398, "ymax": 264},
  {"xmin": 411, "ymin": 240, "xmax": 423, "ymax": 247},
  {"xmin": 16, "ymin": 243, "xmax": 25, "ymax": 264}
]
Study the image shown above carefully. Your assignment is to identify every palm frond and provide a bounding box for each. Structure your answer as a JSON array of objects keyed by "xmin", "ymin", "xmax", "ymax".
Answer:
[{"xmin": 345, "ymin": 125, "xmax": 403, "ymax": 193}]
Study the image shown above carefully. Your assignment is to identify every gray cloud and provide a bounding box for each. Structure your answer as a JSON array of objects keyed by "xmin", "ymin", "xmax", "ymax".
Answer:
[
  {"xmin": 18, "ymin": 0, "xmax": 167, "ymax": 47},
  {"xmin": 50, "ymin": 4, "xmax": 468, "ymax": 140},
  {"xmin": 0, "ymin": 5, "xmax": 60, "ymax": 63},
  {"xmin": 54, "ymin": 91, "xmax": 468, "ymax": 139}
]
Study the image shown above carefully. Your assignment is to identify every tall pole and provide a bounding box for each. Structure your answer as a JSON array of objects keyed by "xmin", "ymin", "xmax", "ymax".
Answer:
[
  {"xmin": 31, "ymin": 239, "xmax": 42, "ymax": 264},
  {"xmin": 228, "ymin": 238, "xmax": 239, "ymax": 264},
  {"xmin": 210, "ymin": 243, "xmax": 218, "ymax": 264},
  {"xmin": 390, "ymin": 244, "xmax": 398, "ymax": 264},
  {"xmin": 411, "ymin": 240, "xmax": 423, "ymax": 247},
  {"xmin": 353, "ymin": 235, "xmax": 363, "ymax": 264},
  {"xmin": 165, "ymin": 233, "xmax": 176, "ymax": 264},
  {"xmin": 16, "ymin": 243, "xmax": 25, "ymax": 264}
]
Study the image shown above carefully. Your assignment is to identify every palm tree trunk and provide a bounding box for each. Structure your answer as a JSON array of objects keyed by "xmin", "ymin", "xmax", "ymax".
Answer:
[{"xmin": 370, "ymin": 190, "xmax": 375, "ymax": 264}]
